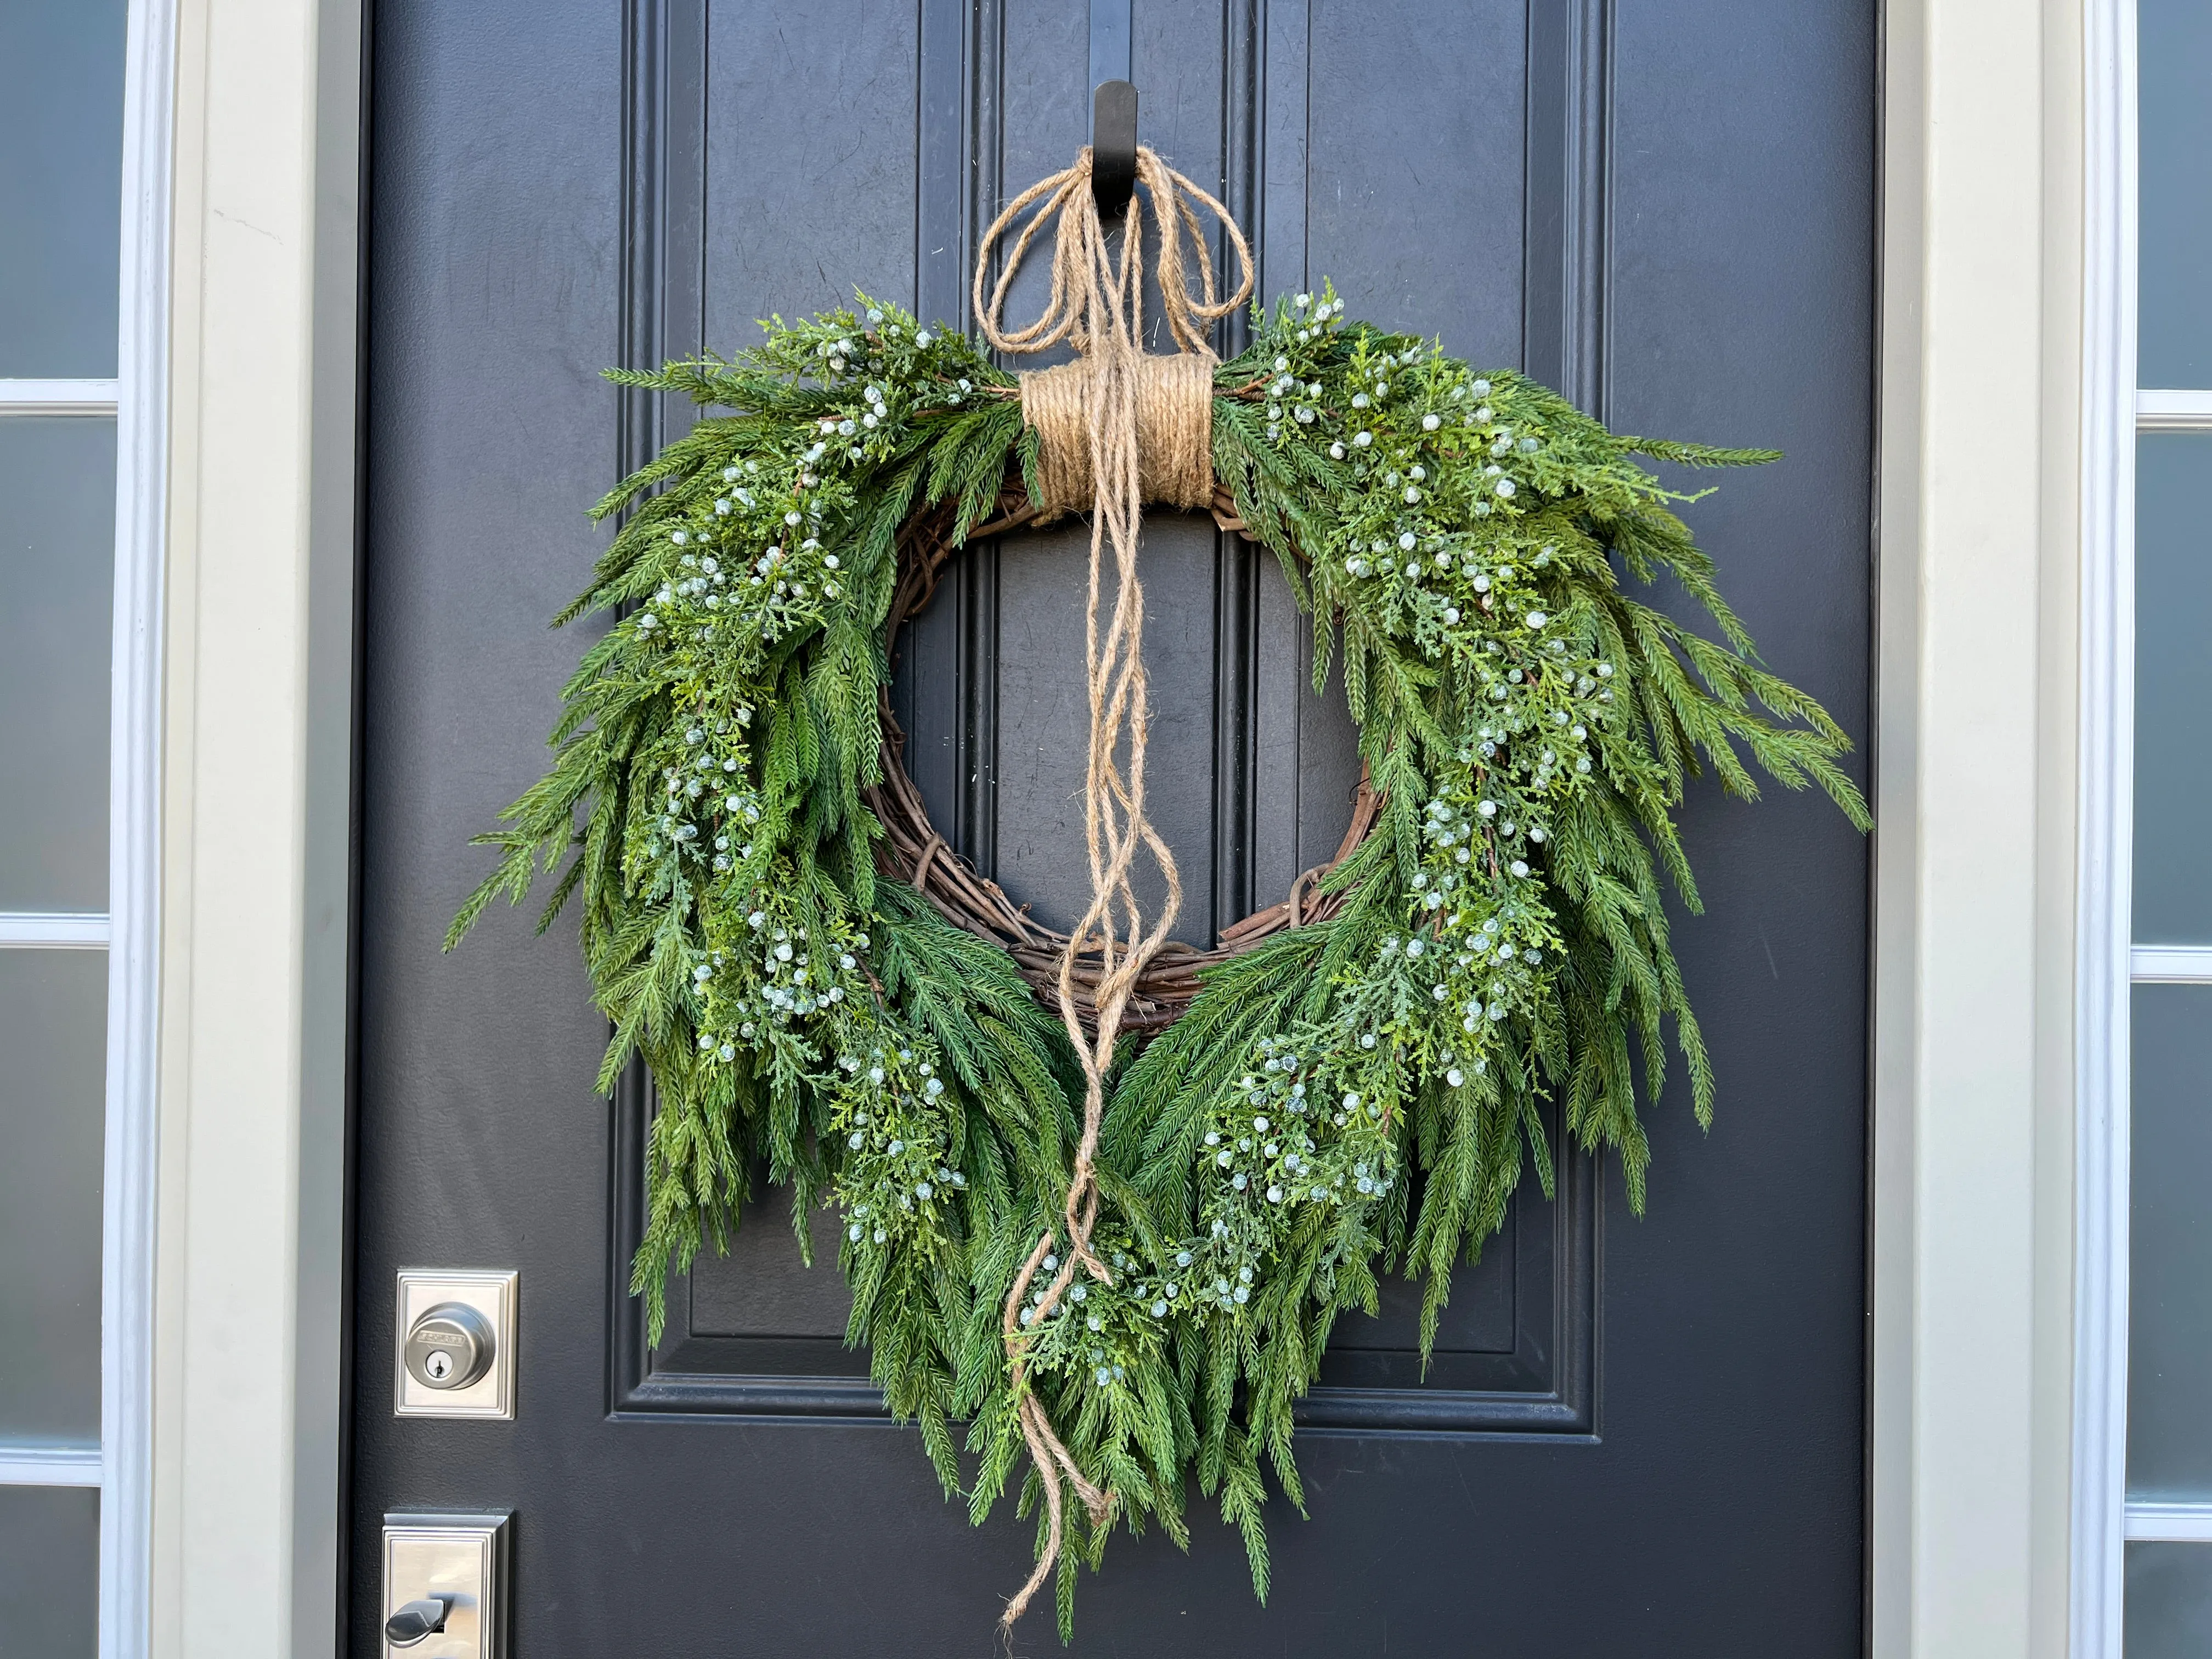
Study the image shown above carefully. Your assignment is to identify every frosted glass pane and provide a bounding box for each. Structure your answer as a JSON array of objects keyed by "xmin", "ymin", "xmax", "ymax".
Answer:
[
  {"xmin": 0, "ymin": 1487, "xmax": 97, "ymax": 1658},
  {"xmin": 0, "ymin": 419, "xmax": 114, "ymax": 913},
  {"xmin": 0, "ymin": 951, "xmax": 105, "ymax": 1446},
  {"xmin": 2141, "ymin": 0, "xmax": 2212, "ymax": 386},
  {"xmin": 0, "ymin": 3, "xmax": 126, "ymax": 377},
  {"xmin": 2134, "ymin": 435, "xmax": 2212, "ymax": 944},
  {"xmin": 2127, "ymin": 1543, "xmax": 2212, "ymax": 1658},
  {"xmin": 2130, "ymin": 984, "xmax": 2212, "ymax": 1499}
]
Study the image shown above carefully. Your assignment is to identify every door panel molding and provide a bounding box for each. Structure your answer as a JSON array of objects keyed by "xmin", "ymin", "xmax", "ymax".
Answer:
[
  {"xmin": 610, "ymin": 1062, "xmax": 1595, "ymax": 1433},
  {"xmin": 605, "ymin": 0, "xmax": 1605, "ymax": 1438}
]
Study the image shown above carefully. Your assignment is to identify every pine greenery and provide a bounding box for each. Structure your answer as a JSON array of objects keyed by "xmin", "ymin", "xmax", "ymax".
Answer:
[{"xmin": 448, "ymin": 286, "xmax": 1869, "ymax": 1637}]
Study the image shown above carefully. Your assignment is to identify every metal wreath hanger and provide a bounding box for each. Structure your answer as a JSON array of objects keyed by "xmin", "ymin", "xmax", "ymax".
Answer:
[{"xmin": 1091, "ymin": 79, "xmax": 1138, "ymax": 218}]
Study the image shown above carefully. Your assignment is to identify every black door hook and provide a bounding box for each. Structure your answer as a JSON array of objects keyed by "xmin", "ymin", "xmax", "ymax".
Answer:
[{"xmin": 1092, "ymin": 81, "xmax": 1138, "ymax": 218}]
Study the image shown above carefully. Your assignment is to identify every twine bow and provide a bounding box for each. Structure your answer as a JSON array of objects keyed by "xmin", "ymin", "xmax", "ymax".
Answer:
[{"xmin": 970, "ymin": 146, "xmax": 1252, "ymax": 1629}]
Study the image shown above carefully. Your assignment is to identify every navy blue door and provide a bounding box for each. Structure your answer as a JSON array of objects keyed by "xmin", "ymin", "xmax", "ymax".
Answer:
[{"xmin": 352, "ymin": 3, "xmax": 1874, "ymax": 1651}]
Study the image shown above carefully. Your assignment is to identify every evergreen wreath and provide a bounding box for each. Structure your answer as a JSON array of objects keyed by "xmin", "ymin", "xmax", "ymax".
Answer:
[{"xmin": 449, "ymin": 150, "xmax": 1868, "ymax": 1639}]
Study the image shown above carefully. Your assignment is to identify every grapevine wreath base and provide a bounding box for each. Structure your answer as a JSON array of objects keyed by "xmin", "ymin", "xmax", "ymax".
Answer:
[
  {"xmin": 449, "ymin": 145, "xmax": 1867, "ymax": 1637},
  {"xmin": 873, "ymin": 474, "xmax": 1383, "ymax": 1035}
]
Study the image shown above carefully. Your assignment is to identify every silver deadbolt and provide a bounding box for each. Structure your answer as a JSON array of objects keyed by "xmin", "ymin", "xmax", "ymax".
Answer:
[
  {"xmin": 404, "ymin": 1301, "xmax": 495, "ymax": 1391},
  {"xmin": 393, "ymin": 1270, "xmax": 517, "ymax": 1419}
]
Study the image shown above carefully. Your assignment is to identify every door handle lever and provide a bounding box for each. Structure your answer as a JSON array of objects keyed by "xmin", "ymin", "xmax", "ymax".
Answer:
[{"xmin": 384, "ymin": 1596, "xmax": 450, "ymax": 1647}]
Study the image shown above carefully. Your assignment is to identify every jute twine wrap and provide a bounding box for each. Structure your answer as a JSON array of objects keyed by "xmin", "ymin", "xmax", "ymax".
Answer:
[
  {"xmin": 1020, "ymin": 351, "xmax": 1217, "ymax": 517},
  {"xmin": 969, "ymin": 144, "xmax": 1251, "ymax": 1630}
]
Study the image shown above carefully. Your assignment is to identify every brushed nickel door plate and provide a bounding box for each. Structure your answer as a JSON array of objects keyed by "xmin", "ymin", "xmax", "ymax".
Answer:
[
  {"xmin": 394, "ymin": 1269, "xmax": 517, "ymax": 1418},
  {"xmin": 382, "ymin": 1511, "xmax": 511, "ymax": 1659}
]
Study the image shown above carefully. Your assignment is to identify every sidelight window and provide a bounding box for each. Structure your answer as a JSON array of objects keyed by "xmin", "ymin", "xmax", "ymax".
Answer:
[
  {"xmin": 2089, "ymin": 1, "xmax": 2212, "ymax": 1652},
  {"xmin": 0, "ymin": 3, "xmax": 165, "ymax": 1657}
]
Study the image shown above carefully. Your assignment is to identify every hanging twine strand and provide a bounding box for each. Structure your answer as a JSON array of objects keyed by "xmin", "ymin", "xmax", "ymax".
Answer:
[{"xmin": 970, "ymin": 145, "xmax": 1252, "ymax": 1630}]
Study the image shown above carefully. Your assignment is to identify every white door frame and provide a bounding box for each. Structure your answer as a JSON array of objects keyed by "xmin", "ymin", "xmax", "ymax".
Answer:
[{"xmin": 145, "ymin": 2, "xmax": 2109, "ymax": 1655}]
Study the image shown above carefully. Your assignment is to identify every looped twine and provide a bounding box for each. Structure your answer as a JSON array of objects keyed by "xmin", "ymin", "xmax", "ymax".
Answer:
[{"xmin": 971, "ymin": 146, "xmax": 1252, "ymax": 1632}]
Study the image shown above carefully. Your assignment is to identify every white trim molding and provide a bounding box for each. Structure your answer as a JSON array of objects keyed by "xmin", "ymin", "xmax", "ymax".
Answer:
[
  {"xmin": 2134, "ymin": 390, "xmax": 2212, "ymax": 432},
  {"xmin": 154, "ymin": 2, "xmax": 362, "ymax": 1656},
  {"xmin": 102, "ymin": 3, "xmax": 176, "ymax": 1656},
  {"xmin": 0, "ymin": 379, "xmax": 122, "ymax": 416},
  {"xmin": 1875, "ymin": 0, "xmax": 2093, "ymax": 1654},
  {"xmin": 0, "ymin": 913, "xmax": 112, "ymax": 948},
  {"xmin": 2073, "ymin": 0, "xmax": 2137, "ymax": 1655}
]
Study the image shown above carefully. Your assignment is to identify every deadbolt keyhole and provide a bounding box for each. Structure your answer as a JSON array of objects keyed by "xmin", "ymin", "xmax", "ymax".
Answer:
[{"xmin": 403, "ymin": 1301, "xmax": 495, "ymax": 1391}]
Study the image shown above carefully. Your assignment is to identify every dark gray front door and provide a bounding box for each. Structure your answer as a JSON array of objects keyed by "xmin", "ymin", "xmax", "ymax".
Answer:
[{"xmin": 351, "ymin": 3, "xmax": 1874, "ymax": 1651}]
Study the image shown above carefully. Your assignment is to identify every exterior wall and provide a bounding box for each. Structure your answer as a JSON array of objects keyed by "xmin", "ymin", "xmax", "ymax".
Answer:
[
  {"xmin": 154, "ymin": 3, "xmax": 361, "ymax": 1657},
  {"xmin": 143, "ymin": 1, "xmax": 2096, "ymax": 1654}
]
